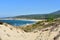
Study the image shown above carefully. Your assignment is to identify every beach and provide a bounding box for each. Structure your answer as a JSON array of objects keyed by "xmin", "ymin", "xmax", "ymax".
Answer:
[{"xmin": 0, "ymin": 18, "xmax": 44, "ymax": 22}]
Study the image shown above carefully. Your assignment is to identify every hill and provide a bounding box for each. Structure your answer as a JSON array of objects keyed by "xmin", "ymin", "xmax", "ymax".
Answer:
[{"xmin": 14, "ymin": 10, "xmax": 60, "ymax": 19}]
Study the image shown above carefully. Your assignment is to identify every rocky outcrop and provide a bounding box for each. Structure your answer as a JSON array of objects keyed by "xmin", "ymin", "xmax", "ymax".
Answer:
[{"xmin": 0, "ymin": 22, "xmax": 60, "ymax": 40}]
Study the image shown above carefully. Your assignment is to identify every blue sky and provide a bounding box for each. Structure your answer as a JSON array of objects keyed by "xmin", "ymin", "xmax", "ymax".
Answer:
[{"xmin": 0, "ymin": 0, "xmax": 60, "ymax": 17}]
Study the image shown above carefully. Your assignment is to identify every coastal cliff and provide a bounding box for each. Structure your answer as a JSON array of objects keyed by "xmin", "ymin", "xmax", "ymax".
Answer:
[{"xmin": 0, "ymin": 19, "xmax": 60, "ymax": 40}]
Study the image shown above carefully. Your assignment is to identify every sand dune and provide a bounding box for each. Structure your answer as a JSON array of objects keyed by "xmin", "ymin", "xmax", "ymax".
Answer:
[{"xmin": 0, "ymin": 23, "xmax": 60, "ymax": 40}]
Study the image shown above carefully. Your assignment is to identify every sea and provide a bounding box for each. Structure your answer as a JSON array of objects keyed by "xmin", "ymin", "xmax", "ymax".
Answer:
[{"xmin": 0, "ymin": 20, "xmax": 35, "ymax": 26}]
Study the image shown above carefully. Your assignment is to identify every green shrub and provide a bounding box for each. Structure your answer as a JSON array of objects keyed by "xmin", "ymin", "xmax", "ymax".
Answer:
[{"xmin": 46, "ymin": 17, "xmax": 54, "ymax": 22}]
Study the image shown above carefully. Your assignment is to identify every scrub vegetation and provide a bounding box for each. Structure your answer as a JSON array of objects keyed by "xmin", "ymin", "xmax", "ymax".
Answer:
[{"xmin": 20, "ymin": 17, "xmax": 58, "ymax": 32}]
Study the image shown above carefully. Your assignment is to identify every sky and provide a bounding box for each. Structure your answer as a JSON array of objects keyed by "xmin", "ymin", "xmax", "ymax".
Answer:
[{"xmin": 0, "ymin": 0, "xmax": 60, "ymax": 17}]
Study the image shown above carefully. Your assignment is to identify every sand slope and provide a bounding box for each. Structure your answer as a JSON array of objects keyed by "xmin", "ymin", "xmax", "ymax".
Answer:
[
  {"xmin": 0, "ymin": 23, "xmax": 60, "ymax": 40},
  {"xmin": 0, "ymin": 23, "xmax": 39, "ymax": 40}
]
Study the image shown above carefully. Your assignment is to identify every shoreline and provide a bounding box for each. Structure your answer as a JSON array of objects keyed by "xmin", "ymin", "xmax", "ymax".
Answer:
[
  {"xmin": 0, "ymin": 19, "xmax": 38, "ymax": 26},
  {"xmin": 0, "ymin": 18, "xmax": 45, "ymax": 26},
  {"xmin": 0, "ymin": 18, "xmax": 44, "ymax": 22}
]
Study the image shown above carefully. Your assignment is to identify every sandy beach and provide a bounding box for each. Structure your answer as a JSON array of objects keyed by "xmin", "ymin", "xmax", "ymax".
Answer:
[{"xmin": 0, "ymin": 18, "xmax": 44, "ymax": 22}]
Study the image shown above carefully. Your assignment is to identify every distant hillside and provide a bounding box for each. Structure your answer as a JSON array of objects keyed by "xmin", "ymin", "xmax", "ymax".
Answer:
[
  {"xmin": 14, "ymin": 14, "xmax": 47, "ymax": 19},
  {"xmin": 13, "ymin": 10, "xmax": 60, "ymax": 19},
  {"xmin": 48, "ymin": 10, "xmax": 60, "ymax": 18}
]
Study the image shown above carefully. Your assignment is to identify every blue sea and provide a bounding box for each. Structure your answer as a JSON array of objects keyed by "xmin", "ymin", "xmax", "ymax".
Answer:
[{"xmin": 0, "ymin": 20, "xmax": 35, "ymax": 26}]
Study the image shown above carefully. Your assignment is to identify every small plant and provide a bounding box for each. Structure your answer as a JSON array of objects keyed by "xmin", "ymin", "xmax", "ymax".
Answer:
[
  {"xmin": 7, "ymin": 34, "xmax": 10, "ymax": 37},
  {"xmin": 10, "ymin": 28, "xmax": 13, "ymax": 30},
  {"xmin": 0, "ymin": 22, "xmax": 3, "ymax": 25},
  {"xmin": 4, "ymin": 24, "xmax": 8, "ymax": 26}
]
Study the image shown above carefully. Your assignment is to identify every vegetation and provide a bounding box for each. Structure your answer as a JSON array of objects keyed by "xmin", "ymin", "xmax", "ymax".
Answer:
[
  {"xmin": 46, "ymin": 16, "xmax": 55, "ymax": 22},
  {"xmin": 19, "ymin": 18, "xmax": 60, "ymax": 32},
  {"xmin": 4, "ymin": 10, "xmax": 60, "ymax": 32},
  {"xmin": 10, "ymin": 28, "xmax": 13, "ymax": 30},
  {"xmin": 0, "ymin": 22, "xmax": 3, "ymax": 25},
  {"xmin": 20, "ymin": 21, "xmax": 51, "ymax": 32},
  {"xmin": 13, "ymin": 10, "xmax": 60, "ymax": 19}
]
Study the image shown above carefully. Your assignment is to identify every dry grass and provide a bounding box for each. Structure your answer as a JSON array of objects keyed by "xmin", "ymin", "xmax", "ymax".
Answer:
[
  {"xmin": 15, "ymin": 18, "xmax": 60, "ymax": 32},
  {"xmin": 10, "ymin": 28, "xmax": 13, "ymax": 30}
]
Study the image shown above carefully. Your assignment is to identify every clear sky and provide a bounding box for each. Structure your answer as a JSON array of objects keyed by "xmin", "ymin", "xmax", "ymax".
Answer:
[{"xmin": 0, "ymin": 0, "xmax": 60, "ymax": 17}]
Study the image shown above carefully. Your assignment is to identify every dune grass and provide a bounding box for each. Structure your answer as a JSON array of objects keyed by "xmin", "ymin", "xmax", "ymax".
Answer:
[
  {"xmin": 15, "ymin": 18, "xmax": 60, "ymax": 32},
  {"xmin": 20, "ymin": 18, "xmax": 59, "ymax": 32}
]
